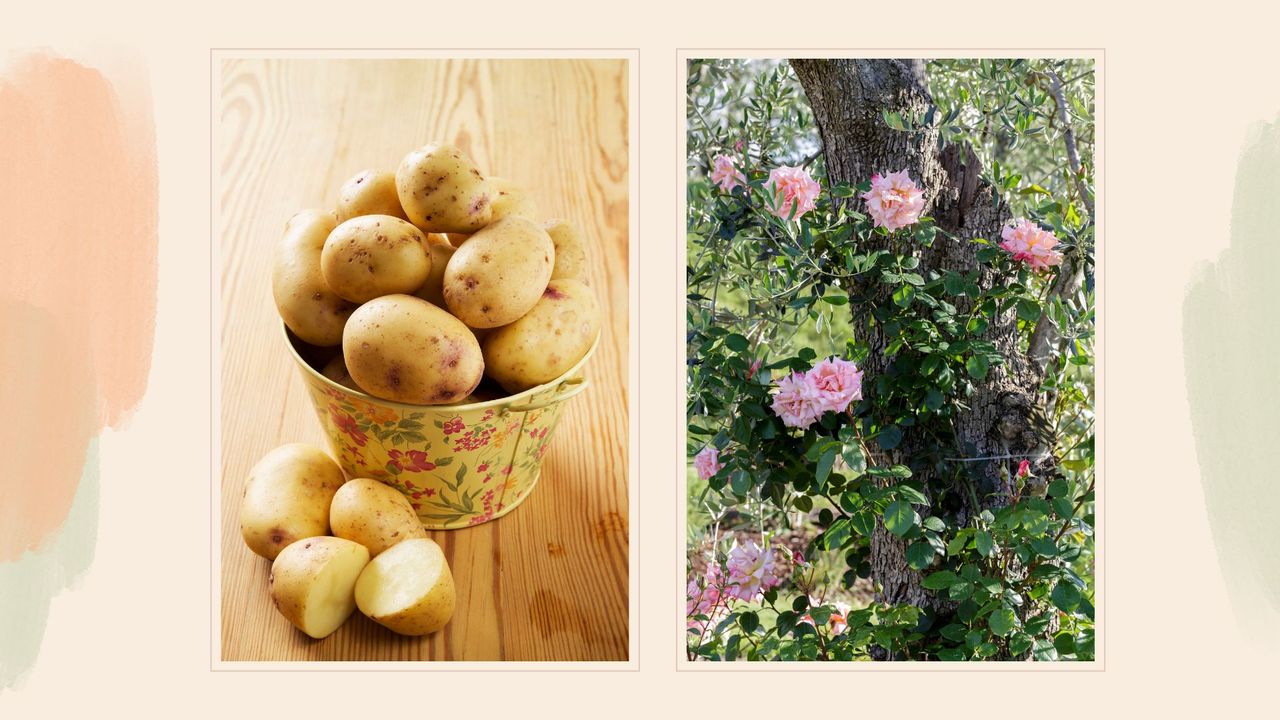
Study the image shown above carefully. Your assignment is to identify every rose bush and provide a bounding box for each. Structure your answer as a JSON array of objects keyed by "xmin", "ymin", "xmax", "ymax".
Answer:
[{"xmin": 686, "ymin": 59, "xmax": 1095, "ymax": 661}]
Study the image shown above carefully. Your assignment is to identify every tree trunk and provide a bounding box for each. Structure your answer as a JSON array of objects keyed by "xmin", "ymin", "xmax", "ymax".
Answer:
[{"xmin": 791, "ymin": 59, "xmax": 1053, "ymax": 615}]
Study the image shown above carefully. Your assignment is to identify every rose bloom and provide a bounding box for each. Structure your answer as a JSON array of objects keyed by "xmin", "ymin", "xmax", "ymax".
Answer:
[
  {"xmin": 710, "ymin": 154, "xmax": 747, "ymax": 192},
  {"xmin": 724, "ymin": 538, "xmax": 780, "ymax": 601},
  {"xmin": 765, "ymin": 165, "xmax": 821, "ymax": 219},
  {"xmin": 1017, "ymin": 459, "xmax": 1032, "ymax": 478},
  {"xmin": 686, "ymin": 562, "xmax": 725, "ymax": 631},
  {"xmin": 861, "ymin": 169, "xmax": 925, "ymax": 231},
  {"xmin": 807, "ymin": 357, "xmax": 864, "ymax": 415},
  {"xmin": 771, "ymin": 371, "xmax": 824, "ymax": 429},
  {"xmin": 800, "ymin": 599, "xmax": 852, "ymax": 636},
  {"xmin": 1000, "ymin": 218, "xmax": 1063, "ymax": 270},
  {"xmin": 694, "ymin": 445, "xmax": 722, "ymax": 481}
]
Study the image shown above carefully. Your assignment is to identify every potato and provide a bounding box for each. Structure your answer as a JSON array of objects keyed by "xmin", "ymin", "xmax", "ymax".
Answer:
[
  {"xmin": 330, "ymin": 478, "xmax": 428, "ymax": 556},
  {"xmin": 395, "ymin": 142, "xmax": 493, "ymax": 233},
  {"xmin": 355, "ymin": 538, "xmax": 455, "ymax": 636},
  {"xmin": 321, "ymin": 215, "xmax": 431, "ymax": 304},
  {"xmin": 482, "ymin": 278, "xmax": 601, "ymax": 393},
  {"xmin": 542, "ymin": 219, "xmax": 588, "ymax": 280},
  {"xmin": 343, "ymin": 294, "xmax": 484, "ymax": 404},
  {"xmin": 269, "ymin": 537, "xmax": 370, "ymax": 639},
  {"xmin": 272, "ymin": 209, "xmax": 356, "ymax": 347},
  {"xmin": 336, "ymin": 169, "xmax": 407, "ymax": 222},
  {"xmin": 489, "ymin": 176, "xmax": 539, "ymax": 221},
  {"xmin": 320, "ymin": 354, "xmax": 361, "ymax": 392},
  {"xmin": 411, "ymin": 234, "xmax": 456, "ymax": 307},
  {"xmin": 444, "ymin": 233, "xmax": 470, "ymax": 248},
  {"xmin": 442, "ymin": 216, "xmax": 555, "ymax": 328},
  {"xmin": 240, "ymin": 443, "xmax": 345, "ymax": 561}
]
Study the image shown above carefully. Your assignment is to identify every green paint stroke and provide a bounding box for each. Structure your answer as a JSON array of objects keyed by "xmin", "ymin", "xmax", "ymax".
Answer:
[
  {"xmin": 0, "ymin": 439, "xmax": 98, "ymax": 691},
  {"xmin": 1184, "ymin": 119, "xmax": 1280, "ymax": 645}
]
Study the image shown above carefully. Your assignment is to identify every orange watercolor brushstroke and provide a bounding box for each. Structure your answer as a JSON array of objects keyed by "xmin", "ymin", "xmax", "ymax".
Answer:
[{"xmin": 0, "ymin": 52, "xmax": 158, "ymax": 562}]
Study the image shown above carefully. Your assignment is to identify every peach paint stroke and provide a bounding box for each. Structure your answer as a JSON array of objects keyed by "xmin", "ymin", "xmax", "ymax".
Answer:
[{"xmin": 0, "ymin": 51, "xmax": 157, "ymax": 690}]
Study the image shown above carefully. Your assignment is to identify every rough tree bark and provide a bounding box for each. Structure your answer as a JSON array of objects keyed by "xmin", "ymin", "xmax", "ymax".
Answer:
[{"xmin": 790, "ymin": 59, "xmax": 1056, "ymax": 617}]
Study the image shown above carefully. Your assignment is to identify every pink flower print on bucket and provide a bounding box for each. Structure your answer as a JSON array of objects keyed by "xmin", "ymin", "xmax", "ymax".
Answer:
[
  {"xmin": 710, "ymin": 154, "xmax": 747, "ymax": 192},
  {"xmin": 807, "ymin": 357, "xmax": 863, "ymax": 415},
  {"xmin": 771, "ymin": 371, "xmax": 824, "ymax": 429},
  {"xmin": 694, "ymin": 445, "xmax": 722, "ymax": 481},
  {"xmin": 862, "ymin": 169, "xmax": 925, "ymax": 231},
  {"xmin": 999, "ymin": 218, "xmax": 1063, "ymax": 271},
  {"xmin": 765, "ymin": 165, "xmax": 821, "ymax": 220}
]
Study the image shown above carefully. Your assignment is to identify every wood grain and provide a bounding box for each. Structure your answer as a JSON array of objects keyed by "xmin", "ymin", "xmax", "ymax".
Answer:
[{"xmin": 217, "ymin": 58, "xmax": 629, "ymax": 662}]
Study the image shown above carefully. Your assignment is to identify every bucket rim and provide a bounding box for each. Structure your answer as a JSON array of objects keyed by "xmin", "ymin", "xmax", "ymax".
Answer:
[{"xmin": 282, "ymin": 319, "xmax": 601, "ymax": 413}]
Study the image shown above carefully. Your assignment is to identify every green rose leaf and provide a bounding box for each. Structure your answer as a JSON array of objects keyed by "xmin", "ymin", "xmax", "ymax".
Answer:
[{"xmin": 883, "ymin": 500, "xmax": 918, "ymax": 537}]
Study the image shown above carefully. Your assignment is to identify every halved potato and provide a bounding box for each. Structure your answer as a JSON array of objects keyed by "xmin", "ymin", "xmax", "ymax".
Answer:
[
  {"xmin": 355, "ymin": 537, "xmax": 455, "ymax": 635},
  {"xmin": 269, "ymin": 536, "xmax": 370, "ymax": 639}
]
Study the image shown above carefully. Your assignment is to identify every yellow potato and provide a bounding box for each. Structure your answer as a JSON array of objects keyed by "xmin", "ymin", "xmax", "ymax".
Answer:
[
  {"xmin": 442, "ymin": 216, "xmax": 555, "ymax": 328},
  {"xmin": 269, "ymin": 536, "xmax": 370, "ymax": 639},
  {"xmin": 272, "ymin": 209, "xmax": 356, "ymax": 347},
  {"xmin": 320, "ymin": 354, "xmax": 362, "ymax": 392},
  {"xmin": 482, "ymin": 278, "xmax": 601, "ymax": 393},
  {"xmin": 240, "ymin": 443, "xmax": 345, "ymax": 561},
  {"xmin": 355, "ymin": 538, "xmax": 455, "ymax": 636},
  {"xmin": 329, "ymin": 478, "xmax": 428, "ymax": 556},
  {"xmin": 542, "ymin": 219, "xmax": 589, "ymax": 280},
  {"xmin": 321, "ymin": 215, "xmax": 431, "ymax": 304},
  {"xmin": 489, "ymin": 176, "xmax": 539, "ymax": 221},
  {"xmin": 342, "ymin": 294, "xmax": 484, "ymax": 405},
  {"xmin": 395, "ymin": 142, "xmax": 493, "ymax": 233},
  {"xmin": 444, "ymin": 233, "xmax": 470, "ymax": 248},
  {"xmin": 336, "ymin": 169, "xmax": 407, "ymax": 222},
  {"xmin": 411, "ymin": 235, "xmax": 456, "ymax": 308}
]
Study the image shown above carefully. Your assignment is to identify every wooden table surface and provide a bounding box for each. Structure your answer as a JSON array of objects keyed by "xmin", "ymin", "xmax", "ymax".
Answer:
[{"xmin": 217, "ymin": 58, "xmax": 629, "ymax": 662}]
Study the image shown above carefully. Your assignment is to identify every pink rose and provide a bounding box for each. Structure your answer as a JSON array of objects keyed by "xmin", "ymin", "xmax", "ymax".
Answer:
[
  {"xmin": 1017, "ymin": 459, "xmax": 1032, "ymax": 478},
  {"xmin": 724, "ymin": 538, "xmax": 780, "ymax": 601},
  {"xmin": 710, "ymin": 154, "xmax": 747, "ymax": 192},
  {"xmin": 861, "ymin": 169, "xmax": 925, "ymax": 231},
  {"xmin": 806, "ymin": 357, "xmax": 863, "ymax": 415},
  {"xmin": 999, "ymin": 219, "xmax": 1063, "ymax": 271},
  {"xmin": 687, "ymin": 563, "xmax": 724, "ymax": 627},
  {"xmin": 770, "ymin": 371, "xmax": 824, "ymax": 429},
  {"xmin": 765, "ymin": 165, "xmax": 821, "ymax": 219},
  {"xmin": 800, "ymin": 599, "xmax": 852, "ymax": 635},
  {"xmin": 694, "ymin": 445, "xmax": 722, "ymax": 481}
]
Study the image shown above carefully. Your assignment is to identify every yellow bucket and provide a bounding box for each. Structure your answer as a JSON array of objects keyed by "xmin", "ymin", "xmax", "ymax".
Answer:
[{"xmin": 284, "ymin": 322, "xmax": 596, "ymax": 529}]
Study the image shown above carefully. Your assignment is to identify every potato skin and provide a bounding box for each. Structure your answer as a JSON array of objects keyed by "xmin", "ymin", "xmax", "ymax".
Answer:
[
  {"xmin": 269, "ymin": 536, "xmax": 369, "ymax": 639},
  {"xmin": 240, "ymin": 443, "xmax": 345, "ymax": 561},
  {"xmin": 321, "ymin": 215, "xmax": 430, "ymax": 303},
  {"xmin": 329, "ymin": 478, "xmax": 428, "ymax": 556},
  {"xmin": 542, "ymin": 219, "xmax": 588, "ymax": 280},
  {"xmin": 411, "ymin": 234, "xmax": 456, "ymax": 308},
  {"xmin": 272, "ymin": 210, "xmax": 356, "ymax": 347},
  {"xmin": 395, "ymin": 142, "xmax": 493, "ymax": 233},
  {"xmin": 443, "ymin": 216, "xmax": 555, "ymax": 328},
  {"xmin": 342, "ymin": 294, "xmax": 484, "ymax": 405},
  {"xmin": 482, "ymin": 278, "xmax": 600, "ymax": 393},
  {"xmin": 489, "ymin": 176, "xmax": 539, "ymax": 221},
  {"xmin": 320, "ymin": 354, "xmax": 362, "ymax": 392},
  {"xmin": 336, "ymin": 169, "xmax": 407, "ymax": 222}
]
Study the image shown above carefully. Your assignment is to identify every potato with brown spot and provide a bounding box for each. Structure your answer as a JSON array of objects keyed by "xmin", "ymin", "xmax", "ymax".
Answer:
[
  {"xmin": 488, "ymin": 176, "xmax": 540, "ymax": 221},
  {"xmin": 342, "ymin": 294, "xmax": 484, "ymax": 404},
  {"xmin": 482, "ymin": 278, "xmax": 600, "ymax": 393},
  {"xmin": 330, "ymin": 478, "xmax": 428, "ymax": 556},
  {"xmin": 272, "ymin": 209, "xmax": 355, "ymax": 347},
  {"xmin": 336, "ymin": 169, "xmax": 407, "ymax": 221},
  {"xmin": 240, "ymin": 443, "xmax": 345, "ymax": 561},
  {"xmin": 542, "ymin": 218, "xmax": 589, "ymax": 280},
  {"xmin": 443, "ymin": 216, "xmax": 555, "ymax": 328},
  {"xmin": 395, "ymin": 142, "xmax": 493, "ymax": 233},
  {"xmin": 321, "ymin": 215, "xmax": 431, "ymax": 304}
]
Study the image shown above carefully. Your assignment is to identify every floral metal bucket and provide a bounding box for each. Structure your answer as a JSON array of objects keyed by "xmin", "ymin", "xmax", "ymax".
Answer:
[{"xmin": 284, "ymin": 321, "xmax": 596, "ymax": 529}]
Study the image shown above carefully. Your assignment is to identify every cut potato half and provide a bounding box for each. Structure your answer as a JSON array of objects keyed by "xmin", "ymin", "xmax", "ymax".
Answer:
[
  {"xmin": 355, "ymin": 537, "xmax": 456, "ymax": 635},
  {"xmin": 270, "ymin": 536, "xmax": 370, "ymax": 639}
]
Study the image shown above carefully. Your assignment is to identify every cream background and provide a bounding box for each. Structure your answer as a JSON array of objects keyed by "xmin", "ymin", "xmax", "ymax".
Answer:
[{"xmin": 0, "ymin": 0, "xmax": 1275, "ymax": 715}]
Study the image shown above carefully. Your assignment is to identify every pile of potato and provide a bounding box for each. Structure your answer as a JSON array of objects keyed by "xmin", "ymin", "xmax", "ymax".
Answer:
[
  {"xmin": 241, "ymin": 444, "xmax": 455, "ymax": 639},
  {"xmin": 271, "ymin": 141, "xmax": 601, "ymax": 402}
]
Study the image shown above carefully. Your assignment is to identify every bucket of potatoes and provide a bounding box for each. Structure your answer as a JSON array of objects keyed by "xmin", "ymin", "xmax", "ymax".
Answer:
[{"xmin": 239, "ymin": 141, "xmax": 600, "ymax": 640}]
